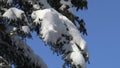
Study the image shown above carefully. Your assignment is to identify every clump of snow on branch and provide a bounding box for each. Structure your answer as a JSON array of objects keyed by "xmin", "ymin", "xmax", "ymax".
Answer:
[
  {"xmin": 22, "ymin": 26, "xmax": 30, "ymax": 34},
  {"xmin": 60, "ymin": 0, "xmax": 73, "ymax": 13},
  {"xmin": 3, "ymin": 8, "xmax": 23, "ymax": 20},
  {"xmin": 2, "ymin": 7, "xmax": 32, "ymax": 38},
  {"xmin": 2, "ymin": 7, "xmax": 28, "ymax": 23},
  {"xmin": 7, "ymin": 0, "xmax": 13, "ymax": 5},
  {"xmin": 31, "ymin": 8, "xmax": 89, "ymax": 68},
  {"xmin": 31, "ymin": 9, "xmax": 70, "ymax": 45}
]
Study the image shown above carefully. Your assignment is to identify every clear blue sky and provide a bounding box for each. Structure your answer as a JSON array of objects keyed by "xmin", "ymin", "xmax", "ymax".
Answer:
[{"xmin": 27, "ymin": 0, "xmax": 120, "ymax": 68}]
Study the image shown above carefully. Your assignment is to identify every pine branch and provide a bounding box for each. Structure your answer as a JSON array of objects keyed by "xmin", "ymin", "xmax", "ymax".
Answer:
[{"xmin": 0, "ymin": 24, "xmax": 47, "ymax": 68}]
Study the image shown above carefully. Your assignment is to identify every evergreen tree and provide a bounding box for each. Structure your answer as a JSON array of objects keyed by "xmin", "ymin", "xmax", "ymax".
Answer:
[{"xmin": 0, "ymin": 0, "xmax": 89, "ymax": 68}]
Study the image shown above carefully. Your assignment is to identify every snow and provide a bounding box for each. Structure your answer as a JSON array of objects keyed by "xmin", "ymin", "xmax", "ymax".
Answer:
[
  {"xmin": 62, "ymin": 41, "xmax": 80, "ymax": 53},
  {"xmin": 60, "ymin": 0, "xmax": 73, "ymax": 13},
  {"xmin": 33, "ymin": 4, "xmax": 40, "ymax": 10},
  {"xmin": 1, "ymin": 0, "xmax": 89, "ymax": 68},
  {"xmin": 32, "ymin": 9, "xmax": 69, "ymax": 45},
  {"xmin": 22, "ymin": 26, "xmax": 30, "ymax": 34},
  {"xmin": 58, "ymin": 9, "xmax": 89, "ymax": 58},
  {"xmin": 13, "ymin": 27, "xmax": 17, "ymax": 31},
  {"xmin": 65, "ymin": 51, "xmax": 86, "ymax": 68},
  {"xmin": 7, "ymin": 0, "xmax": 13, "ymax": 5},
  {"xmin": 31, "ymin": 8, "xmax": 89, "ymax": 68},
  {"xmin": 3, "ymin": 7, "xmax": 24, "ymax": 20},
  {"xmin": 2, "ymin": 7, "xmax": 29, "ymax": 25},
  {"xmin": 58, "ymin": 8, "xmax": 90, "ymax": 64}
]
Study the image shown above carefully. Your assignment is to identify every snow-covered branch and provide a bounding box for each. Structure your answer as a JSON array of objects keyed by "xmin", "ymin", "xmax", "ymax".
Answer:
[
  {"xmin": 0, "ymin": 0, "xmax": 89, "ymax": 68},
  {"xmin": 0, "ymin": 24, "xmax": 47, "ymax": 68},
  {"xmin": 31, "ymin": 8, "xmax": 89, "ymax": 68}
]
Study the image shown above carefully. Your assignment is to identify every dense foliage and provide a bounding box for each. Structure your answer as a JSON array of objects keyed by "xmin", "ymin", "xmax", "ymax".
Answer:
[{"xmin": 0, "ymin": 0, "xmax": 89, "ymax": 68}]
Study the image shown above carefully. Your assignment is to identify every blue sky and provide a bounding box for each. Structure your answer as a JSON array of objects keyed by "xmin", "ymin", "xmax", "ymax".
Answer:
[{"xmin": 27, "ymin": 0, "xmax": 120, "ymax": 68}]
